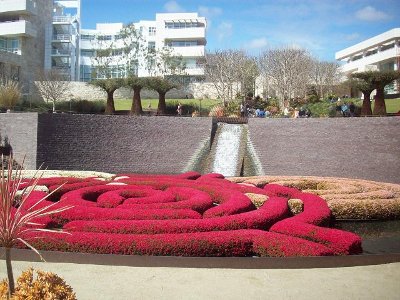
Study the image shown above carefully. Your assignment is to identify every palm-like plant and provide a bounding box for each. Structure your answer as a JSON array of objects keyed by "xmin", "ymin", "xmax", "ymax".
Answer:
[{"xmin": 0, "ymin": 155, "xmax": 72, "ymax": 296}]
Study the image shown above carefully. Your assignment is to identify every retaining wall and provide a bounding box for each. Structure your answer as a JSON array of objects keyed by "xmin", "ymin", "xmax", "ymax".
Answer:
[
  {"xmin": 0, "ymin": 113, "xmax": 38, "ymax": 169},
  {"xmin": 36, "ymin": 114, "xmax": 212, "ymax": 174},
  {"xmin": 0, "ymin": 113, "xmax": 399, "ymax": 183},
  {"xmin": 248, "ymin": 117, "xmax": 400, "ymax": 183}
]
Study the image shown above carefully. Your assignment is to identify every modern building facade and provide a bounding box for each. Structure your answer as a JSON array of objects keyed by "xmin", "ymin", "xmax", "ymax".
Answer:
[
  {"xmin": 44, "ymin": 0, "xmax": 80, "ymax": 81},
  {"xmin": 79, "ymin": 12, "xmax": 207, "ymax": 82},
  {"xmin": 0, "ymin": 0, "xmax": 52, "ymax": 94},
  {"xmin": 335, "ymin": 28, "xmax": 400, "ymax": 94},
  {"xmin": 1, "ymin": 2, "xmax": 207, "ymax": 97}
]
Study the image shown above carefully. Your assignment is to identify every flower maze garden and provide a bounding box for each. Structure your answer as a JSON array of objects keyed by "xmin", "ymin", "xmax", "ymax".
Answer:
[{"xmin": 12, "ymin": 171, "xmax": 382, "ymax": 257}]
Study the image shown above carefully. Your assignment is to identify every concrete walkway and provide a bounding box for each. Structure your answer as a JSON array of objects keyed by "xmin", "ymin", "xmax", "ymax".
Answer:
[{"xmin": 1, "ymin": 260, "xmax": 399, "ymax": 300}]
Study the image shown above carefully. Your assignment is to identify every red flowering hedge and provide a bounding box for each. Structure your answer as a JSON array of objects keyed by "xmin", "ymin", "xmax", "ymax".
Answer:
[{"xmin": 15, "ymin": 172, "xmax": 362, "ymax": 257}]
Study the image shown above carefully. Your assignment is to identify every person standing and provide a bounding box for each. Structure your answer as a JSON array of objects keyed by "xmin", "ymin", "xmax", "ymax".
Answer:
[{"xmin": 177, "ymin": 103, "xmax": 183, "ymax": 116}]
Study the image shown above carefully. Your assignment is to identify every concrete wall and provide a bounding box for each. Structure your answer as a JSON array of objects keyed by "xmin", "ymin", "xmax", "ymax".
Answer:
[
  {"xmin": 0, "ymin": 113, "xmax": 38, "ymax": 169},
  {"xmin": 36, "ymin": 114, "xmax": 212, "ymax": 174},
  {"xmin": 248, "ymin": 117, "xmax": 400, "ymax": 183}
]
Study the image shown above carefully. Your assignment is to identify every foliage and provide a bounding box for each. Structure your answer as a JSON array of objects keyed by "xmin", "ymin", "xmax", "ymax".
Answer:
[
  {"xmin": 146, "ymin": 77, "xmax": 178, "ymax": 114},
  {"xmin": 125, "ymin": 76, "xmax": 148, "ymax": 115},
  {"xmin": 0, "ymin": 80, "xmax": 21, "ymax": 110},
  {"xmin": 351, "ymin": 70, "xmax": 400, "ymax": 115},
  {"xmin": 0, "ymin": 268, "xmax": 76, "ymax": 300},
  {"xmin": 145, "ymin": 46, "xmax": 186, "ymax": 77},
  {"xmin": 0, "ymin": 155, "xmax": 72, "ymax": 294},
  {"xmin": 89, "ymin": 78, "xmax": 124, "ymax": 114},
  {"xmin": 165, "ymin": 101, "xmax": 199, "ymax": 115},
  {"xmin": 15, "ymin": 99, "xmax": 105, "ymax": 114}
]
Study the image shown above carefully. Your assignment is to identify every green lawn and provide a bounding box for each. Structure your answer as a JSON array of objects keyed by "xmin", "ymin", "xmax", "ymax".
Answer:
[
  {"xmin": 379, "ymin": 98, "xmax": 400, "ymax": 113},
  {"xmin": 114, "ymin": 98, "xmax": 219, "ymax": 111}
]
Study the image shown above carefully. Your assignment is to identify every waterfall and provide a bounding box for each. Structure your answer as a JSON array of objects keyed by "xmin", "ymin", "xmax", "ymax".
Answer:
[
  {"xmin": 210, "ymin": 123, "xmax": 246, "ymax": 177},
  {"xmin": 183, "ymin": 120, "xmax": 264, "ymax": 177}
]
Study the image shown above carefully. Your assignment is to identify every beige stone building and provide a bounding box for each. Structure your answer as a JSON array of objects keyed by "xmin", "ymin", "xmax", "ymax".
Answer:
[{"xmin": 0, "ymin": 0, "xmax": 52, "ymax": 95}]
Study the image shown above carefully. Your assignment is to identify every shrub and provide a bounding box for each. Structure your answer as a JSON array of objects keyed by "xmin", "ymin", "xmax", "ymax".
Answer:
[
  {"xmin": 63, "ymin": 196, "xmax": 288, "ymax": 234},
  {"xmin": 18, "ymin": 172, "xmax": 365, "ymax": 257},
  {"xmin": 270, "ymin": 220, "xmax": 362, "ymax": 255},
  {"xmin": 0, "ymin": 268, "xmax": 76, "ymax": 300},
  {"xmin": 253, "ymin": 232, "xmax": 334, "ymax": 257},
  {"xmin": 0, "ymin": 80, "xmax": 21, "ymax": 109}
]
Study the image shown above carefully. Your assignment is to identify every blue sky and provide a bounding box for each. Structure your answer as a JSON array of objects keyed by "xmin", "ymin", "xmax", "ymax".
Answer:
[{"xmin": 81, "ymin": 0, "xmax": 400, "ymax": 61}]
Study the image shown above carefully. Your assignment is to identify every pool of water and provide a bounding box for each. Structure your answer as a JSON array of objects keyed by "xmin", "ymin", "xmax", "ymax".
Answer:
[{"xmin": 335, "ymin": 220, "xmax": 400, "ymax": 254}]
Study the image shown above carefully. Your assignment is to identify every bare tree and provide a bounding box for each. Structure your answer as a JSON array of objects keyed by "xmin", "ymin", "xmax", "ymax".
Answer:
[
  {"xmin": 35, "ymin": 70, "xmax": 70, "ymax": 112},
  {"xmin": 205, "ymin": 50, "xmax": 257, "ymax": 106},
  {"xmin": 310, "ymin": 60, "xmax": 340, "ymax": 100},
  {"xmin": 259, "ymin": 47, "xmax": 312, "ymax": 110}
]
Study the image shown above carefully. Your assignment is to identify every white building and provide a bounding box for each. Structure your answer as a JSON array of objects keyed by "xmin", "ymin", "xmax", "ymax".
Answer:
[
  {"xmin": 335, "ymin": 28, "xmax": 400, "ymax": 94},
  {"xmin": 79, "ymin": 12, "xmax": 207, "ymax": 82},
  {"xmin": 44, "ymin": 0, "xmax": 80, "ymax": 81}
]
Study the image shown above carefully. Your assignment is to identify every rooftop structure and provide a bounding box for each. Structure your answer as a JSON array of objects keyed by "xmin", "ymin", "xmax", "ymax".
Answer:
[{"xmin": 335, "ymin": 28, "xmax": 400, "ymax": 94}]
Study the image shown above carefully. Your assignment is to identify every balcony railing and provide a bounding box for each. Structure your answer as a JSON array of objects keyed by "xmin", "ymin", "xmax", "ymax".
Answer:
[
  {"xmin": 0, "ymin": 20, "xmax": 36, "ymax": 37},
  {"xmin": 0, "ymin": 47, "xmax": 21, "ymax": 55},
  {"xmin": 53, "ymin": 16, "xmax": 76, "ymax": 23},
  {"xmin": 51, "ymin": 49, "xmax": 71, "ymax": 55},
  {"xmin": 52, "ymin": 34, "xmax": 71, "ymax": 41}
]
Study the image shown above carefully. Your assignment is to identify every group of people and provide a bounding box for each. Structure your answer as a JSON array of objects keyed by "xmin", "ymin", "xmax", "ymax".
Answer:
[{"xmin": 336, "ymin": 100, "xmax": 356, "ymax": 117}]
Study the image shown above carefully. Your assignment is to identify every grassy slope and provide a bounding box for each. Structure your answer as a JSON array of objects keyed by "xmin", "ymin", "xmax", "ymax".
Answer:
[{"xmin": 114, "ymin": 98, "xmax": 219, "ymax": 111}]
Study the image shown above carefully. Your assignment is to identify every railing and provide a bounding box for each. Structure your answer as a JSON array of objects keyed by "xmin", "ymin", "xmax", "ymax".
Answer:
[
  {"xmin": 0, "ymin": 47, "xmax": 21, "ymax": 55},
  {"xmin": 52, "ymin": 34, "xmax": 71, "ymax": 41},
  {"xmin": 53, "ymin": 16, "xmax": 75, "ymax": 23},
  {"xmin": 51, "ymin": 49, "xmax": 71, "ymax": 55}
]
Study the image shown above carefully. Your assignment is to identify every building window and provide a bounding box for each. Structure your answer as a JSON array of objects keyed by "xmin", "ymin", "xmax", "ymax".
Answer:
[
  {"xmin": 80, "ymin": 65, "xmax": 92, "ymax": 82},
  {"xmin": 81, "ymin": 50, "xmax": 95, "ymax": 57},
  {"xmin": 81, "ymin": 34, "xmax": 95, "ymax": 41},
  {"xmin": 0, "ymin": 37, "xmax": 20, "ymax": 54},
  {"xmin": 148, "ymin": 41, "xmax": 156, "ymax": 52},
  {"xmin": 166, "ymin": 40, "xmax": 198, "ymax": 47},
  {"xmin": 165, "ymin": 22, "xmax": 203, "ymax": 29},
  {"xmin": 97, "ymin": 35, "xmax": 112, "ymax": 41},
  {"xmin": 149, "ymin": 27, "xmax": 156, "ymax": 36},
  {"xmin": 111, "ymin": 49, "xmax": 123, "ymax": 56}
]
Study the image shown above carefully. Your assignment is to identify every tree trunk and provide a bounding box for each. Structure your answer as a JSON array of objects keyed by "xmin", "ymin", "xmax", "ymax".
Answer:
[
  {"xmin": 130, "ymin": 87, "xmax": 143, "ymax": 116},
  {"xmin": 52, "ymin": 100, "xmax": 56, "ymax": 113},
  {"xmin": 6, "ymin": 247, "xmax": 15, "ymax": 296},
  {"xmin": 373, "ymin": 87, "xmax": 386, "ymax": 115},
  {"xmin": 360, "ymin": 91, "xmax": 373, "ymax": 116},
  {"xmin": 157, "ymin": 92, "xmax": 167, "ymax": 115},
  {"xmin": 105, "ymin": 91, "xmax": 115, "ymax": 115}
]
